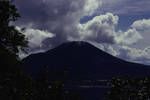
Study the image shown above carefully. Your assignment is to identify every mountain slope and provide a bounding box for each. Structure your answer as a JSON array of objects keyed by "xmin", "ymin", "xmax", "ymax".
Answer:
[{"xmin": 22, "ymin": 41, "xmax": 150, "ymax": 80}]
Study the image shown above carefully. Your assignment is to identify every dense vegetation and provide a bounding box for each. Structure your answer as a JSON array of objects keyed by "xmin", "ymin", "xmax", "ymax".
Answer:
[
  {"xmin": 0, "ymin": 0, "xmax": 31, "ymax": 99},
  {"xmin": 107, "ymin": 77, "xmax": 150, "ymax": 100}
]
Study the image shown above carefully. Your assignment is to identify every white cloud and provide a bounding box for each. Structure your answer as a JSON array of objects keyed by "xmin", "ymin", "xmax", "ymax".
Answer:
[
  {"xmin": 90, "ymin": 41, "xmax": 118, "ymax": 56},
  {"xmin": 115, "ymin": 29, "xmax": 142, "ymax": 45},
  {"xmin": 87, "ymin": 18, "xmax": 150, "ymax": 65},
  {"xmin": 16, "ymin": 27, "xmax": 55, "ymax": 58},
  {"xmin": 132, "ymin": 19, "xmax": 150, "ymax": 31},
  {"xmin": 77, "ymin": 13, "xmax": 143, "ymax": 45},
  {"xmin": 92, "ymin": 42, "xmax": 150, "ymax": 65},
  {"xmin": 117, "ymin": 46, "xmax": 150, "ymax": 65},
  {"xmin": 23, "ymin": 28, "xmax": 55, "ymax": 48},
  {"xmin": 77, "ymin": 13, "xmax": 118, "ymax": 43},
  {"xmin": 84, "ymin": 0, "xmax": 102, "ymax": 15},
  {"xmin": 129, "ymin": 19, "xmax": 150, "ymax": 48}
]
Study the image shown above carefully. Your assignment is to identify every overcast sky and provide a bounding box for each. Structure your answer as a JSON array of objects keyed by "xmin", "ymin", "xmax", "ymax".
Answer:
[{"xmin": 13, "ymin": 0, "xmax": 150, "ymax": 65}]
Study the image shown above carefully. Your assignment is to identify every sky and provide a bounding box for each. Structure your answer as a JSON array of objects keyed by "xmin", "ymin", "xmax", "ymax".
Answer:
[{"xmin": 13, "ymin": 0, "xmax": 150, "ymax": 65}]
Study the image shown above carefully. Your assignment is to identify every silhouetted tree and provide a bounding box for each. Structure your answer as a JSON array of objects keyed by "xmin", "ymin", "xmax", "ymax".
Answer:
[
  {"xmin": 106, "ymin": 77, "xmax": 150, "ymax": 100},
  {"xmin": 0, "ymin": 1, "xmax": 34, "ymax": 100},
  {"xmin": 0, "ymin": 47, "xmax": 34, "ymax": 100},
  {"xmin": 34, "ymin": 66, "xmax": 81, "ymax": 100},
  {"xmin": 0, "ymin": 0, "xmax": 27, "ymax": 56}
]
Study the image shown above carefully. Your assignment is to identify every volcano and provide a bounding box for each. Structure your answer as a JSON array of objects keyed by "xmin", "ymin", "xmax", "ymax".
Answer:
[
  {"xmin": 22, "ymin": 41, "xmax": 150, "ymax": 100},
  {"xmin": 22, "ymin": 41, "xmax": 150, "ymax": 80}
]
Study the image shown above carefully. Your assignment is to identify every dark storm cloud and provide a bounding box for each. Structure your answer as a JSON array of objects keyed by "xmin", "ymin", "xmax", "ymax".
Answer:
[
  {"xmin": 15, "ymin": 0, "xmax": 143, "ymax": 54},
  {"xmin": 17, "ymin": 0, "xmax": 141, "ymax": 48},
  {"xmin": 15, "ymin": 0, "xmax": 101, "ymax": 46},
  {"xmin": 14, "ymin": 0, "xmax": 101, "ymax": 56},
  {"xmin": 14, "ymin": 0, "xmax": 99, "ymax": 29}
]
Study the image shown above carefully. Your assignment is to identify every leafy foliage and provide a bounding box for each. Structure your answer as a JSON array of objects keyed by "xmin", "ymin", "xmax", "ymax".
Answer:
[
  {"xmin": 0, "ymin": 1, "xmax": 32, "ymax": 100},
  {"xmin": 107, "ymin": 77, "xmax": 150, "ymax": 100},
  {"xmin": 33, "ymin": 66, "xmax": 81, "ymax": 100},
  {"xmin": 0, "ymin": 0, "xmax": 27, "ymax": 56}
]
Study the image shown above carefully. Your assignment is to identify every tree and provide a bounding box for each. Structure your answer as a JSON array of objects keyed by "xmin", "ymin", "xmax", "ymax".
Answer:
[
  {"xmin": 0, "ymin": 1, "xmax": 34, "ymax": 100},
  {"xmin": 106, "ymin": 77, "xmax": 150, "ymax": 100},
  {"xmin": 34, "ymin": 66, "xmax": 81, "ymax": 100},
  {"xmin": 0, "ymin": 0, "xmax": 27, "ymax": 56}
]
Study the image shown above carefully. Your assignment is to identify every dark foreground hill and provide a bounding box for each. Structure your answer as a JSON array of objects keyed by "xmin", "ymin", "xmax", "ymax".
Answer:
[{"xmin": 22, "ymin": 41, "xmax": 150, "ymax": 80}]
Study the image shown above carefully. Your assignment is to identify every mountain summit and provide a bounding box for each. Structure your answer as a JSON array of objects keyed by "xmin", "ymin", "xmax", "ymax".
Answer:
[{"xmin": 22, "ymin": 41, "xmax": 150, "ymax": 80}]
